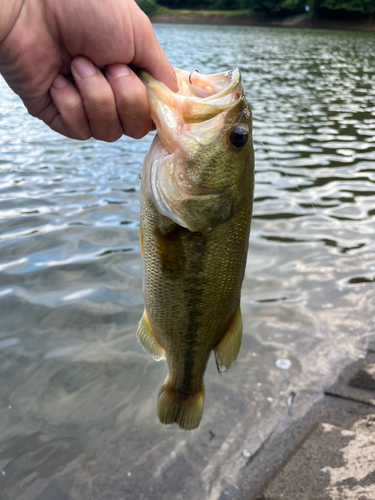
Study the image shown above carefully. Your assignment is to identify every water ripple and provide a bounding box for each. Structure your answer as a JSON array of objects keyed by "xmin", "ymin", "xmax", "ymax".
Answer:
[{"xmin": 0, "ymin": 24, "xmax": 374, "ymax": 500}]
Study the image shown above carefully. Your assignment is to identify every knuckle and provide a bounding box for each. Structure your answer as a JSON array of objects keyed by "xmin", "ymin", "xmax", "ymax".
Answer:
[
  {"xmin": 122, "ymin": 111, "xmax": 150, "ymax": 139},
  {"xmin": 63, "ymin": 94, "xmax": 82, "ymax": 114},
  {"xmin": 129, "ymin": 127, "xmax": 148, "ymax": 140},
  {"xmin": 40, "ymin": 106, "xmax": 58, "ymax": 127},
  {"xmin": 85, "ymin": 93, "xmax": 114, "ymax": 115},
  {"xmin": 106, "ymin": 130, "xmax": 123, "ymax": 143},
  {"xmin": 29, "ymin": 108, "xmax": 41, "ymax": 119},
  {"xmin": 76, "ymin": 130, "xmax": 92, "ymax": 141},
  {"xmin": 93, "ymin": 127, "xmax": 122, "ymax": 143}
]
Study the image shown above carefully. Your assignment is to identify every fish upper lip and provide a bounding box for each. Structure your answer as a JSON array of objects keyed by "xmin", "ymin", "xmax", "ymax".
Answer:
[
  {"xmin": 138, "ymin": 68, "xmax": 242, "ymax": 103},
  {"xmin": 199, "ymin": 69, "xmax": 241, "ymax": 103}
]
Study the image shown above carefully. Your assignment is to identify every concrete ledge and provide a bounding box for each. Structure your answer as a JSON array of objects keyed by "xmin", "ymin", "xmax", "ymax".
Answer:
[
  {"xmin": 237, "ymin": 344, "xmax": 375, "ymax": 500},
  {"xmin": 259, "ymin": 417, "xmax": 375, "ymax": 499},
  {"xmin": 325, "ymin": 353, "xmax": 375, "ymax": 407}
]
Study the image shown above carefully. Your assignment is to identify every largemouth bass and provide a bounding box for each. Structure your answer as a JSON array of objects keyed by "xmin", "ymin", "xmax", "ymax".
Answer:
[{"xmin": 137, "ymin": 68, "xmax": 254, "ymax": 430}]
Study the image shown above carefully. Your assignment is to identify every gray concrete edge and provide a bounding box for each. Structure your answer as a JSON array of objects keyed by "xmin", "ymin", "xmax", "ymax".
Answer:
[{"xmin": 235, "ymin": 351, "xmax": 375, "ymax": 500}]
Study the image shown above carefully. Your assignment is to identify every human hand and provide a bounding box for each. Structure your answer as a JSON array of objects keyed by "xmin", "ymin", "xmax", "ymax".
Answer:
[{"xmin": 0, "ymin": 0, "xmax": 177, "ymax": 141}]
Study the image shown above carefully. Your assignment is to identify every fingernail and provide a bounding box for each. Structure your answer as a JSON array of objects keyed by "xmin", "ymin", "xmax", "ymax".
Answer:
[
  {"xmin": 73, "ymin": 57, "xmax": 97, "ymax": 78},
  {"xmin": 107, "ymin": 64, "xmax": 131, "ymax": 79},
  {"xmin": 53, "ymin": 75, "xmax": 67, "ymax": 89}
]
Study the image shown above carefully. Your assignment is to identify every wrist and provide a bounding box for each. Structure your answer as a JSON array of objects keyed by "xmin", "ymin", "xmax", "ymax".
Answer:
[{"xmin": 0, "ymin": 0, "xmax": 25, "ymax": 45}]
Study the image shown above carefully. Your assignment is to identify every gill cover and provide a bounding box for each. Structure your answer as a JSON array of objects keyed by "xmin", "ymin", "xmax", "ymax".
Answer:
[{"xmin": 140, "ymin": 68, "xmax": 252, "ymax": 232}]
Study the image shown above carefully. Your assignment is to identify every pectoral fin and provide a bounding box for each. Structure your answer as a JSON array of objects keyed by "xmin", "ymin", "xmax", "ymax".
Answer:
[
  {"xmin": 137, "ymin": 310, "xmax": 165, "ymax": 361},
  {"xmin": 155, "ymin": 226, "xmax": 186, "ymax": 279},
  {"xmin": 214, "ymin": 306, "xmax": 242, "ymax": 374}
]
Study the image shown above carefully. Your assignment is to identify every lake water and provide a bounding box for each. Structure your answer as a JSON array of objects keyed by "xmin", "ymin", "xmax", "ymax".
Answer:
[{"xmin": 0, "ymin": 24, "xmax": 374, "ymax": 500}]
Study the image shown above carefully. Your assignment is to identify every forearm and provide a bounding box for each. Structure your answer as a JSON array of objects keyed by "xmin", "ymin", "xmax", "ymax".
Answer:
[{"xmin": 0, "ymin": 0, "xmax": 24, "ymax": 45}]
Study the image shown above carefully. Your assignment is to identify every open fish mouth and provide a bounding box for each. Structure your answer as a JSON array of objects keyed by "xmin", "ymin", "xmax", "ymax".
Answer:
[
  {"xmin": 138, "ymin": 68, "xmax": 244, "ymax": 150},
  {"xmin": 139, "ymin": 67, "xmax": 241, "ymax": 104},
  {"xmin": 174, "ymin": 68, "xmax": 242, "ymax": 103}
]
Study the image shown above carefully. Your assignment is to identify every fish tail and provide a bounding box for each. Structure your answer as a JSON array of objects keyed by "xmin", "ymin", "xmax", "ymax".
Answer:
[{"xmin": 157, "ymin": 378, "xmax": 205, "ymax": 430}]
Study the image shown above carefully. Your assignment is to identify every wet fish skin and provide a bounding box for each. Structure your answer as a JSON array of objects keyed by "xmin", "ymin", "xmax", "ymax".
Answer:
[{"xmin": 137, "ymin": 69, "xmax": 254, "ymax": 430}]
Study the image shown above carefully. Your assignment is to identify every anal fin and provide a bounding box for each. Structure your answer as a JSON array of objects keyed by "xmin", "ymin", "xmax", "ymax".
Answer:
[
  {"xmin": 137, "ymin": 310, "xmax": 165, "ymax": 361},
  {"xmin": 214, "ymin": 306, "xmax": 242, "ymax": 374}
]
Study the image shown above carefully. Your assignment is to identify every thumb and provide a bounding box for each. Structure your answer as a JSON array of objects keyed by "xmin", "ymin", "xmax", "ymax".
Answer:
[{"xmin": 129, "ymin": 6, "xmax": 178, "ymax": 92}]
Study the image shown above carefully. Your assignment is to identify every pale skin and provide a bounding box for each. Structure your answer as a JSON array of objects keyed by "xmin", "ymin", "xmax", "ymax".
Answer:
[{"xmin": 0, "ymin": 0, "xmax": 178, "ymax": 141}]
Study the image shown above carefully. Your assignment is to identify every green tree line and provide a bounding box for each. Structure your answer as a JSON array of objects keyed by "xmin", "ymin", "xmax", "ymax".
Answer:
[{"xmin": 137, "ymin": 0, "xmax": 375, "ymax": 17}]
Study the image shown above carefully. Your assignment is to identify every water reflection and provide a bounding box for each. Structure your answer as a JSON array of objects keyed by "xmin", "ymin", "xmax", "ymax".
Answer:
[{"xmin": 0, "ymin": 24, "xmax": 374, "ymax": 500}]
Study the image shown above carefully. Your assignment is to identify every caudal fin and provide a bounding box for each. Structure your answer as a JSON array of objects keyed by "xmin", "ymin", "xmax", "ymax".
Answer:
[{"xmin": 157, "ymin": 378, "xmax": 205, "ymax": 430}]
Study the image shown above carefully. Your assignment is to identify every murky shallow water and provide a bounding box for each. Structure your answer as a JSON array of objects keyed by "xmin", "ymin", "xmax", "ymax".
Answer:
[{"xmin": 0, "ymin": 24, "xmax": 374, "ymax": 500}]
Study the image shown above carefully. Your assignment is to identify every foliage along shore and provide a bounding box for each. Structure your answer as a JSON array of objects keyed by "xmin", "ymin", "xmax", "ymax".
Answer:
[{"xmin": 149, "ymin": 9, "xmax": 375, "ymax": 32}]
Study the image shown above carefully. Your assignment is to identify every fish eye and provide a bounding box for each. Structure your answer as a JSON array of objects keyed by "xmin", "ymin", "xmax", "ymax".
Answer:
[{"xmin": 229, "ymin": 126, "xmax": 248, "ymax": 148}]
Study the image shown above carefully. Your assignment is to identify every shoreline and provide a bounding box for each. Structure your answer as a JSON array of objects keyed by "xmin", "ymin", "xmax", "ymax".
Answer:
[{"xmin": 151, "ymin": 11, "xmax": 375, "ymax": 32}]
